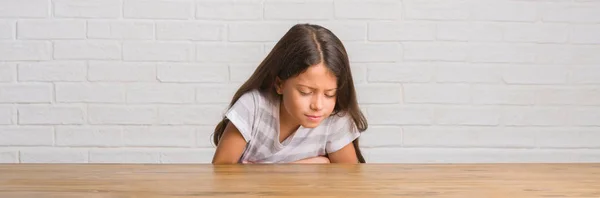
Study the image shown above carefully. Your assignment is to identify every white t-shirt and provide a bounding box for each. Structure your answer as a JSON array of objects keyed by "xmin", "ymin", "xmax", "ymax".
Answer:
[{"xmin": 225, "ymin": 89, "xmax": 361, "ymax": 163}]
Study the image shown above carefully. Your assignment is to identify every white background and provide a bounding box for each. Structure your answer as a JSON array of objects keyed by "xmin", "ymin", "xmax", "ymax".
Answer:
[{"xmin": 0, "ymin": 0, "xmax": 599, "ymax": 163}]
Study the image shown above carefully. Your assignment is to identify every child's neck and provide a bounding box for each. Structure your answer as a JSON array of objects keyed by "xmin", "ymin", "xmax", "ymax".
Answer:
[{"xmin": 278, "ymin": 102, "xmax": 300, "ymax": 143}]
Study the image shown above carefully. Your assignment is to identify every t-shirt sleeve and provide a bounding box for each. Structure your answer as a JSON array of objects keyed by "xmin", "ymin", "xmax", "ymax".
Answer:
[
  {"xmin": 224, "ymin": 91, "xmax": 258, "ymax": 142},
  {"xmin": 325, "ymin": 114, "xmax": 361, "ymax": 153}
]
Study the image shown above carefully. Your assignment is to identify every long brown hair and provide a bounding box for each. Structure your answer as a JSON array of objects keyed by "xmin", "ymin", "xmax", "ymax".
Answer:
[{"xmin": 212, "ymin": 23, "xmax": 368, "ymax": 163}]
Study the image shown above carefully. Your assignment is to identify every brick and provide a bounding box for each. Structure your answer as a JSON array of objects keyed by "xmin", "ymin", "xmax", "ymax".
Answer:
[
  {"xmin": 573, "ymin": 88, "xmax": 600, "ymax": 106},
  {"xmin": 403, "ymin": 127, "xmax": 536, "ymax": 148},
  {"xmin": 335, "ymin": 0, "xmax": 400, "ymax": 19},
  {"xmin": 570, "ymin": 107, "xmax": 600, "ymax": 126},
  {"xmin": 535, "ymin": 127, "xmax": 600, "ymax": 148},
  {"xmin": 435, "ymin": 63, "xmax": 501, "ymax": 83},
  {"xmin": 124, "ymin": 0, "xmax": 193, "ymax": 19},
  {"xmin": 571, "ymin": 67, "xmax": 600, "ymax": 84},
  {"xmin": 157, "ymin": 63, "xmax": 228, "ymax": 83},
  {"xmin": 0, "ymin": 126, "xmax": 53, "ymax": 146},
  {"xmin": 123, "ymin": 42, "xmax": 194, "ymax": 61},
  {"xmin": 160, "ymin": 149, "xmax": 215, "ymax": 163},
  {"xmin": 54, "ymin": 41, "xmax": 121, "ymax": 60},
  {"xmin": 0, "ymin": 0, "xmax": 49, "ymax": 18},
  {"xmin": 0, "ymin": 84, "xmax": 52, "ymax": 103},
  {"xmin": 0, "ymin": 63, "xmax": 16, "ymax": 82},
  {"xmin": 534, "ymin": 87, "xmax": 580, "ymax": 105},
  {"xmin": 367, "ymin": 106, "xmax": 434, "ymax": 125},
  {"xmin": 18, "ymin": 20, "xmax": 86, "ymax": 39},
  {"xmin": 228, "ymin": 22, "xmax": 294, "ymax": 42},
  {"xmin": 123, "ymin": 126, "xmax": 195, "ymax": 147},
  {"xmin": 472, "ymin": 85, "xmax": 535, "ymax": 105},
  {"xmin": 90, "ymin": 149, "xmax": 160, "ymax": 163},
  {"xmin": 197, "ymin": 126, "xmax": 216, "ymax": 147},
  {"xmin": 156, "ymin": 22, "xmax": 221, "ymax": 41},
  {"xmin": 369, "ymin": 22, "xmax": 435, "ymax": 41},
  {"xmin": 534, "ymin": 44, "xmax": 573, "ymax": 64},
  {"xmin": 344, "ymin": 43, "xmax": 400, "ymax": 62},
  {"xmin": 54, "ymin": 0, "xmax": 121, "ymax": 18},
  {"xmin": 355, "ymin": 84, "xmax": 402, "ymax": 104},
  {"xmin": 0, "ymin": 150, "xmax": 18, "ymax": 163},
  {"xmin": 0, "ymin": 20, "xmax": 15, "ymax": 39},
  {"xmin": 56, "ymin": 126, "xmax": 123, "ymax": 147},
  {"xmin": 158, "ymin": 105, "xmax": 225, "ymax": 125},
  {"xmin": 195, "ymin": 85, "xmax": 238, "ymax": 104},
  {"xmin": 502, "ymin": 66, "xmax": 568, "ymax": 85},
  {"xmin": 403, "ymin": 84, "xmax": 471, "ymax": 104},
  {"xmin": 88, "ymin": 105, "xmax": 157, "ymax": 125},
  {"xmin": 503, "ymin": 107, "xmax": 569, "ymax": 126},
  {"xmin": 473, "ymin": 1, "xmax": 537, "ymax": 22},
  {"xmin": 56, "ymin": 83, "xmax": 126, "ymax": 103},
  {"xmin": 88, "ymin": 20, "xmax": 154, "ymax": 39},
  {"xmin": 404, "ymin": 42, "xmax": 467, "ymax": 61},
  {"xmin": 540, "ymin": 2, "xmax": 600, "ymax": 23},
  {"xmin": 229, "ymin": 64, "xmax": 258, "ymax": 82},
  {"xmin": 362, "ymin": 148, "xmax": 600, "ymax": 163},
  {"xmin": 571, "ymin": 45, "xmax": 600, "ymax": 64},
  {"xmin": 0, "ymin": 106, "xmax": 13, "ymax": 125},
  {"xmin": 265, "ymin": 0, "xmax": 332, "ymax": 20},
  {"xmin": 312, "ymin": 22, "xmax": 366, "ymax": 41},
  {"xmin": 404, "ymin": 0, "xmax": 469, "ymax": 20},
  {"xmin": 264, "ymin": 42, "xmax": 276, "ymax": 54},
  {"xmin": 437, "ymin": 22, "xmax": 503, "ymax": 42},
  {"xmin": 196, "ymin": 43, "xmax": 263, "ymax": 62},
  {"xmin": 470, "ymin": 43, "xmax": 536, "ymax": 63},
  {"xmin": 349, "ymin": 65, "xmax": 367, "ymax": 84},
  {"xmin": 436, "ymin": 22, "xmax": 469, "ymax": 41},
  {"xmin": 0, "ymin": 41, "xmax": 52, "ymax": 61},
  {"xmin": 360, "ymin": 126, "xmax": 402, "ymax": 148},
  {"xmin": 18, "ymin": 105, "xmax": 85, "ymax": 125},
  {"xmin": 18, "ymin": 61, "xmax": 87, "ymax": 82},
  {"xmin": 196, "ymin": 0, "xmax": 262, "ymax": 20},
  {"xmin": 434, "ymin": 107, "xmax": 501, "ymax": 126},
  {"xmin": 89, "ymin": 61, "xmax": 157, "ymax": 82},
  {"xmin": 20, "ymin": 149, "xmax": 88, "ymax": 163},
  {"xmin": 571, "ymin": 24, "xmax": 600, "ymax": 44},
  {"xmin": 504, "ymin": 23, "xmax": 568, "ymax": 43},
  {"xmin": 126, "ymin": 83, "xmax": 196, "ymax": 104}
]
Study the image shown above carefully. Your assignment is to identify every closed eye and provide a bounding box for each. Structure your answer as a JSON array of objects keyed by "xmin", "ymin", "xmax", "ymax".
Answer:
[{"xmin": 299, "ymin": 91, "xmax": 312, "ymax": 96}]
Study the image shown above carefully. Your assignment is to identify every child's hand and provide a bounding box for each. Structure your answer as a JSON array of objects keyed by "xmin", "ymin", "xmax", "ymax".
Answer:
[{"xmin": 292, "ymin": 156, "xmax": 330, "ymax": 164}]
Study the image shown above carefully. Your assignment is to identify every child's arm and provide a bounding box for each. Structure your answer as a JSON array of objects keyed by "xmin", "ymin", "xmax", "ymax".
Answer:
[
  {"xmin": 327, "ymin": 142, "xmax": 359, "ymax": 164},
  {"xmin": 211, "ymin": 122, "xmax": 247, "ymax": 164},
  {"xmin": 291, "ymin": 156, "xmax": 330, "ymax": 164}
]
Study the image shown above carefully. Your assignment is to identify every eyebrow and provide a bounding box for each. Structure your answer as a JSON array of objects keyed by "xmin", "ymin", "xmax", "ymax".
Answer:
[{"xmin": 297, "ymin": 84, "xmax": 337, "ymax": 91}]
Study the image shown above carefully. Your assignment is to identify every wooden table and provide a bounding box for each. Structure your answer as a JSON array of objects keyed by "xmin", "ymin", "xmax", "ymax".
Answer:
[{"xmin": 1, "ymin": 164, "xmax": 599, "ymax": 197}]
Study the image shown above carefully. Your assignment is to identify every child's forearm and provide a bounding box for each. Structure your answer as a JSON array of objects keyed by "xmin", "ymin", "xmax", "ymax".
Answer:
[
  {"xmin": 241, "ymin": 156, "xmax": 330, "ymax": 164},
  {"xmin": 291, "ymin": 156, "xmax": 330, "ymax": 164}
]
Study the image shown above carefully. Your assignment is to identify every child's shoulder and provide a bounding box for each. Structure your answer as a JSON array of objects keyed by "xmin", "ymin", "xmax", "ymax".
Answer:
[
  {"xmin": 324, "ymin": 112, "xmax": 354, "ymax": 127},
  {"xmin": 238, "ymin": 89, "xmax": 266, "ymax": 101},
  {"xmin": 236, "ymin": 89, "xmax": 275, "ymax": 107},
  {"xmin": 322, "ymin": 112, "xmax": 359, "ymax": 136}
]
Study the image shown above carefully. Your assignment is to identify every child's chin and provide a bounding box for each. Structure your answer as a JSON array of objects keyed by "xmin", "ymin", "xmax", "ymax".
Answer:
[{"xmin": 301, "ymin": 122, "xmax": 321, "ymax": 128}]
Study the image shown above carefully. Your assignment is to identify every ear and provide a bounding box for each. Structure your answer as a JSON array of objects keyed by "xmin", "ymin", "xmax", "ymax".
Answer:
[{"xmin": 275, "ymin": 77, "xmax": 284, "ymax": 95}]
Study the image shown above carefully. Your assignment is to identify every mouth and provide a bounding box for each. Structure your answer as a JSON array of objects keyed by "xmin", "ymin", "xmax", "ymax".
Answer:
[{"xmin": 305, "ymin": 115, "xmax": 322, "ymax": 121}]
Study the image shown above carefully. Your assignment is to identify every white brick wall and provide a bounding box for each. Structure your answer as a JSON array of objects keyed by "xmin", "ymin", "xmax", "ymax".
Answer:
[{"xmin": 1, "ymin": 0, "xmax": 599, "ymax": 164}]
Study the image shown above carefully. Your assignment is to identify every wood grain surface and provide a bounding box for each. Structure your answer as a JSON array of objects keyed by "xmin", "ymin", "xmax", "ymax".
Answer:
[{"xmin": 1, "ymin": 163, "xmax": 599, "ymax": 198}]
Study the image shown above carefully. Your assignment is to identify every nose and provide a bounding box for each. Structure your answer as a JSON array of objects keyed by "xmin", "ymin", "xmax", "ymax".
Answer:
[{"xmin": 310, "ymin": 95, "xmax": 323, "ymax": 111}]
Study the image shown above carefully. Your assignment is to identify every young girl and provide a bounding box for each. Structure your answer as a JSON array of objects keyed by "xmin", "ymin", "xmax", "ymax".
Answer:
[{"xmin": 211, "ymin": 23, "xmax": 367, "ymax": 164}]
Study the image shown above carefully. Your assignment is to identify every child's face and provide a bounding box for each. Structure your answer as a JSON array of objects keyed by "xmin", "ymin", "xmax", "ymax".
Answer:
[{"xmin": 277, "ymin": 63, "xmax": 337, "ymax": 128}]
